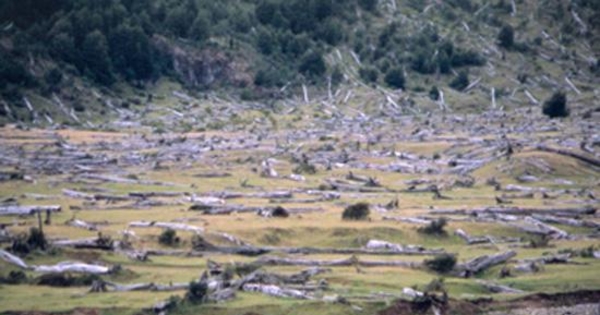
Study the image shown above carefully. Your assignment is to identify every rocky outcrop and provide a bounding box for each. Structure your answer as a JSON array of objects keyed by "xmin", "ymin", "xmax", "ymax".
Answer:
[{"xmin": 153, "ymin": 35, "xmax": 252, "ymax": 89}]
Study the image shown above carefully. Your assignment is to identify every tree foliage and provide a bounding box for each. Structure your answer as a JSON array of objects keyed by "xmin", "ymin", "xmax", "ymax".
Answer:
[{"xmin": 542, "ymin": 91, "xmax": 569, "ymax": 118}]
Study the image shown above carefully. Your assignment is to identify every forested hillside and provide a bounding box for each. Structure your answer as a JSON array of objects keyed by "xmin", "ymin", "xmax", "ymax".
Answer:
[{"xmin": 0, "ymin": 0, "xmax": 599, "ymax": 126}]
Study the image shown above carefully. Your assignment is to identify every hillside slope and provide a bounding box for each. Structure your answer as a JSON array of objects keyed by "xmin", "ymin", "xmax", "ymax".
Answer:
[{"xmin": 0, "ymin": 0, "xmax": 598, "ymax": 129}]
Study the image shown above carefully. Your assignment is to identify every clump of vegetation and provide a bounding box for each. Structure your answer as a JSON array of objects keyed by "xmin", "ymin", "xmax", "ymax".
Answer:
[
  {"xmin": 0, "ymin": 271, "xmax": 28, "ymax": 284},
  {"xmin": 429, "ymin": 86, "xmax": 440, "ymax": 101},
  {"xmin": 528, "ymin": 234, "xmax": 551, "ymax": 248},
  {"xmin": 158, "ymin": 228, "xmax": 180, "ymax": 246},
  {"xmin": 424, "ymin": 254, "xmax": 457, "ymax": 273},
  {"xmin": 35, "ymin": 273, "xmax": 100, "ymax": 287},
  {"xmin": 186, "ymin": 281, "xmax": 208, "ymax": 304},
  {"xmin": 191, "ymin": 234, "xmax": 214, "ymax": 251},
  {"xmin": 542, "ymin": 91, "xmax": 569, "ymax": 118},
  {"xmin": 497, "ymin": 24, "xmax": 514, "ymax": 49},
  {"xmin": 11, "ymin": 227, "xmax": 48, "ymax": 254},
  {"xmin": 418, "ymin": 218, "xmax": 448, "ymax": 236},
  {"xmin": 449, "ymin": 71, "xmax": 469, "ymax": 91},
  {"xmin": 293, "ymin": 161, "xmax": 317, "ymax": 174},
  {"xmin": 384, "ymin": 67, "xmax": 405, "ymax": 89},
  {"xmin": 271, "ymin": 206, "xmax": 290, "ymax": 218},
  {"xmin": 342, "ymin": 202, "xmax": 370, "ymax": 221}
]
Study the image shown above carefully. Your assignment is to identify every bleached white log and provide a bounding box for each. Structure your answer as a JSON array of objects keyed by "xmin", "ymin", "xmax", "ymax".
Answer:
[
  {"xmin": 242, "ymin": 283, "xmax": 313, "ymax": 299},
  {"xmin": 0, "ymin": 205, "xmax": 61, "ymax": 216},
  {"xmin": 128, "ymin": 221, "xmax": 204, "ymax": 233},
  {"xmin": 33, "ymin": 262, "xmax": 111, "ymax": 274},
  {"xmin": 565, "ymin": 77, "xmax": 581, "ymax": 95},
  {"xmin": 0, "ymin": 249, "xmax": 29, "ymax": 269}
]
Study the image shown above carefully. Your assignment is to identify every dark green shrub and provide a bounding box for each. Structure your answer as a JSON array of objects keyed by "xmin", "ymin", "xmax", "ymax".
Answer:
[
  {"xmin": 342, "ymin": 202, "xmax": 370, "ymax": 220},
  {"xmin": 418, "ymin": 218, "xmax": 448, "ymax": 236},
  {"xmin": 542, "ymin": 91, "xmax": 569, "ymax": 118},
  {"xmin": 424, "ymin": 254, "xmax": 457, "ymax": 273},
  {"xmin": 429, "ymin": 86, "xmax": 440, "ymax": 101},
  {"xmin": 384, "ymin": 67, "xmax": 406, "ymax": 89},
  {"xmin": 299, "ymin": 51, "xmax": 326, "ymax": 79},
  {"xmin": 271, "ymin": 206, "xmax": 290, "ymax": 218},
  {"xmin": 186, "ymin": 281, "xmax": 208, "ymax": 304},
  {"xmin": 449, "ymin": 71, "xmax": 469, "ymax": 91},
  {"xmin": 158, "ymin": 229, "xmax": 179, "ymax": 246},
  {"xmin": 498, "ymin": 24, "xmax": 514, "ymax": 49},
  {"xmin": 359, "ymin": 66, "xmax": 378, "ymax": 83},
  {"xmin": 27, "ymin": 227, "xmax": 47, "ymax": 251},
  {"xmin": 0, "ymin": 270, "xmax": 28, "ymax": 284}
]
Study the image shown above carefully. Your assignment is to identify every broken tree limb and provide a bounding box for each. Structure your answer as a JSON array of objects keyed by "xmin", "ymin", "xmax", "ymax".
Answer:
[{"xmin": 454, "ymin": 251, "xmax": 517, "ymax": 277}]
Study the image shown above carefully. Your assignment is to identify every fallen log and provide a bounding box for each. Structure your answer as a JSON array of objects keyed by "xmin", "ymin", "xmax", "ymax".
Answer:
[
  {"xmin": 454, "ymin": 251, "xmax": 517, "ymax": 277},
  {"xmin": 90, "ymin": 280, "xmax": 190, "ymax": 293},
  {"xmin": 430, "ymin": 206, "xmax": 596, "ymax": 218},
  {"xmin": 65, "ymin": 218, "xmax": 98, "ymax": 231},
  {"xmin": 382, "ymin": 216, "xmax": 431, "ymax": 224},
  {"xmin": 0, "ymin": 205, "xmax": 61, "ymax": 216},
  {"xmin": 364, "ymin": 240, "xmax": 443, "ymax": 255},
  {"xmin": 0, "ymin": 249, "xmax": 29, "ymax": 269},
  {"xmin": 522, "ymin": 217, "xmax": 569, "ymax": 239},
  {"xmin": 531, "ymin": 214, "xmax": 600, "ymax": 229},
  {"xmin": 34, "ymin": 262, "xmax": 112, "ymax": 274},
  {"xmin": 242, "ymin": 283, "xmax": 313, "ymax": 300},
  {"xmin": 477, "ymin": 280, "xmax": 524, "ymax": 294},
  {"xmin": 253, "ymin": 256, "xmax": 420, "ymax": 268},
  {"xmin": 52, "ymin": 237, "xmax": 114, "ymax": 250},
  {"xmin": 536, "ymin": 146, "xmax": 600, "ymax": 168},
  {"xmin": 522, "ymin": 254, "xmax": 573, "ymax": 265},
  {"xmin": 454, "ymin": 229, "xmax": 491, "ymax": 245},
  {"xmin": 128, "ymin": 191, "xmax": 184, "ymax": 198},
  {"xmin": 128, "ymin": 221, "xmax": 204, "ymax": 233}
]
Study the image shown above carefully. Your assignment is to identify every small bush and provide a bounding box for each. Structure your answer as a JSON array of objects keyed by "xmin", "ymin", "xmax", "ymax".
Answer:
[
  {"xmin": 418, "ymin": 218, "xmax": 448, "ymax": 236},
  {"xmin": 0, "ymin": 270, "xmax": 28, "ymax": 284},
  {"xmin": 542, "ymin": 91, "xmax": 568, "ymax": 118},
  {"xmin": 186, "ymin": 281, "xmax": 208, "ymax": 304},
  {"xmin": 497, "ymin": 24, "xmax": 514, "ymax": 49},
  {"xmin": 424, "ymin": 254, "xmax": 457, "ymax": 273},
  {"xmin": 429, "ymin": 86, "xmax": 440, "ymax": 101},
  {"xmin": 449, "ymin": 71, "xmax": 469, "ymax": 91},
  {"xmin": 359, "ymin": 66, "xmax": 379, "ymax": 84},
  {"xmin": 528, "ymin": 235, "xmax": 551, "ymax": 248},
  {"xmin": 158, "ymin": 229, "xmax": 180, "ymax": 246},
  {"xmin": 271, "ymin": 206, "xmax": 290, "ymax": 218},
  {"xmin": 27, "ymin": 227, "xmax": 47, "ymax": 250},
  {"xmin": 342, "ymin": 202, "xmax": 370, "ymax": 221},
  {"xmin": 293, "ymin": 161, "xmax": 317, "ymax": 174},
  {"xmin": 384, "ymin": 67, "xmax": 405, "ymax": 89},
  {"xmin": 35, "ymin": 273, "xmax": 100, "ymax": 287}
]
